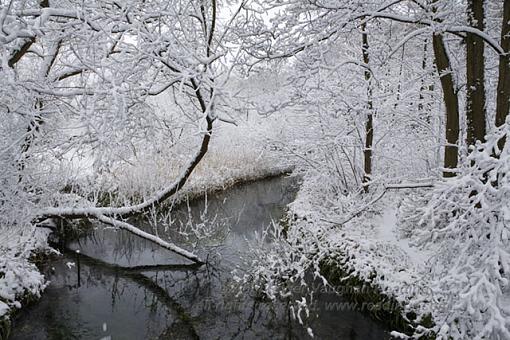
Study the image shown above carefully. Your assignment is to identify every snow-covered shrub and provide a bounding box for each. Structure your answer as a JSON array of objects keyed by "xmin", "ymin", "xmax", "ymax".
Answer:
[
  {"xmin": 399, "ymin": 119, "xmax": 510, "ymax": 339},
  {"xmin": 233, "ymin": 216, "xmax": 335, "ymax": 328},
  {"xmin": 0, "ymin": 227, "xmax": 51, "ymax": 319}
]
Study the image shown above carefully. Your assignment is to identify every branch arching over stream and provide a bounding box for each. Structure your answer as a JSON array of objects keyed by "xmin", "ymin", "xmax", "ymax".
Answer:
[
  {"xmin": 37, "ymin": 115, "xmax": 214, "ymax": 221},
  {"xmin": 36, "ymin": 82, "xmax": 214, "ymax": 264}
]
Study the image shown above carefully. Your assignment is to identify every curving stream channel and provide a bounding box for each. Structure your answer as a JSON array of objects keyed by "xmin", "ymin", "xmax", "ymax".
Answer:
[{"xmin": 10, "ymin": 176, "xmax": 390, "ymax": 339}]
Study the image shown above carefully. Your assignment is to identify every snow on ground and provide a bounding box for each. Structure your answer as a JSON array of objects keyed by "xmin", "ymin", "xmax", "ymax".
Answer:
[
  {"xmin": 374, "ymin": 206, "xmax": 431, "ymax": 278},
  {"xmin": 325, "ymin": 196, "xmax": 435, "ymax": 315}
]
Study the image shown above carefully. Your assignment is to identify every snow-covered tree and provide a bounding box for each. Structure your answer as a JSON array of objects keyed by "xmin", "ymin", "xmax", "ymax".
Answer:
[{"xmin": 1, "ymin": 0, "xmax": 245, "ymax": 263}]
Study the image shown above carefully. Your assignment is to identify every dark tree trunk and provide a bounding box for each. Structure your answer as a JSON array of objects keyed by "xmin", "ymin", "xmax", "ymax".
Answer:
[
  {"xmin": 361, "ymin": 22, "xmax": 373, "ymax": 193},
  {"xmin": 432, "ymin": 33, "xmax": 460, "ymax": 177},
  {"xmin": 8, "ymin": 38, "xmax": 36, "ymax": 68},
  {"xmin": 496, "ymin": 0, "xmax": 510, "ymax": 152},
  {"xmin": 418, "ymin": 40, "xmax": 428, "ymax": 112},
  {"xmin": 465, "ymin": 0, "xmax": 487, "ymax": 147}
]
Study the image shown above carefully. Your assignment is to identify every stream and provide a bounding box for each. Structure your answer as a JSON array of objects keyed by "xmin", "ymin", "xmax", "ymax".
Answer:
[{"xmin": 10, "ymin": 175, "xmax": 390, "ymax": 339}]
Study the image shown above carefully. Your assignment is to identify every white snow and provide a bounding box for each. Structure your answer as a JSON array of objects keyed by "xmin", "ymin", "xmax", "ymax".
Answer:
[
  {"xmin": 376, "ymin": 207, "xmax": 428, "ymax": 265},
  {"xmin": 320, "ymin": 196, "xmax": 434, "ymax": 314},
  {"xmin": 0, "ymin": 301, "xmax": 9, "ymax": 318}
]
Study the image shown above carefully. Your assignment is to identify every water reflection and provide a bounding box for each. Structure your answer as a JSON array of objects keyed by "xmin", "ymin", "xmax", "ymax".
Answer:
[{"xmin": 11, "ymin": 176, "xmax": 390, "ymax": 339}]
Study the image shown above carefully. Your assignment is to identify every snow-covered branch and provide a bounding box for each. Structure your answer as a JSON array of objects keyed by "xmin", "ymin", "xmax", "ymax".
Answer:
[{"xmin": 96, "ymin": 215, "xmax": 203, "ymax": 264}]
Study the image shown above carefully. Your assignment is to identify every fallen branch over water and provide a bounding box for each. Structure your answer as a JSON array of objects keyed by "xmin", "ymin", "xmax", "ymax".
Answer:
[{"xmin": 96, "ymin": 215, "xmax": 203, "ymax": 264}]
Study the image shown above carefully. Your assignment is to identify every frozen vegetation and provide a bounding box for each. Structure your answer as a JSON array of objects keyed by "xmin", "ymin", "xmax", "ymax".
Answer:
[{"xmin": 1, "ymin": 0, "xmax": 510, "ymax": 339}]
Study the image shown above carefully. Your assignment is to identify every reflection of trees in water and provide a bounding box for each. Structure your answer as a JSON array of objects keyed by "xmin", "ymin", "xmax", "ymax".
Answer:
[
  {"xmin": 147, "ymin": 257, "xmax": 303, "ymax": 339},
  {"xmin": 63, "ymin": 247, "xmax": 298, "ymax": 339},
  {"xmin": 14, "ymin": 177, "xmax": 309, "ymax": 339},
  {"xmin": 62, "ymin": 247, "xmax": 201, "ymax": 339}
]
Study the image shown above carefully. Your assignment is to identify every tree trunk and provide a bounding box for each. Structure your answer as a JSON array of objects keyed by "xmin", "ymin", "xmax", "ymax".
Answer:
[
  {"xmin": 418, "ymin": 40, "xmax": 428, "ymax": 112},
  {"xmin": 432, "ymin": 33, "xmax": 460, "ymax": 177},
  {"xmin": 465, "ymin": 0, "xmax": 487, "ymax": 147},
  {"xmin": 394, "ymin": 43, "xmax": 405, "ymax": 108},
  {"xmin": 496, "ymin": 0, "xmax": 510, "ymax": 152},
  {"xmin": 18, "ymin": 40, "xmax": 61, "ymax": 180},
  {"xmin": 361, "ymin": 22, "xmax": 373, "ymax": 193}
]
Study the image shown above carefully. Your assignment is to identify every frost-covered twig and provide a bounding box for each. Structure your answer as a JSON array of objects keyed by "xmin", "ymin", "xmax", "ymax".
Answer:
[{"xmin": 321, "ymin": 181, "xmax": 434, "ymax": 226}]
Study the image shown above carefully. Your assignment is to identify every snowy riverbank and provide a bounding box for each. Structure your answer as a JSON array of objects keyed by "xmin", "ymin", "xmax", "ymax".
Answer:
[
  {"xmin": 273, "ymin": 162, "xmax": 510, "ymax": 339},
  {"xmin": 0, "ymin": 228, "xmax": 52, "ymax": 338},
  {"xmin": 287, "ymin": 187, "xmax": 437, "ymax": 337}
]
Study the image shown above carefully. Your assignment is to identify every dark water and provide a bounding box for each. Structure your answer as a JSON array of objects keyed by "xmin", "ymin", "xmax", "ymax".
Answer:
[{"xmin": 10, "ymin": 176, "xmax": 390, "ymax": 340}]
